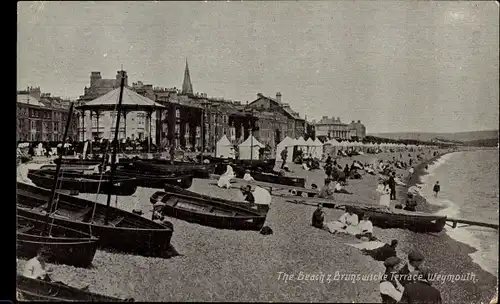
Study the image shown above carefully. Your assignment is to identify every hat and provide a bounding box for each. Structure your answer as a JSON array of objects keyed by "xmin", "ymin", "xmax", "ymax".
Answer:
[
  {"xmin": 408, "ymin": 250, "xmax": 424, "ymax": 262},
  {"xmin": 384, "ymin": 256, "xmax": 401, "ymax": 268},
  {"xmin": 245, "ymin": 169, "xmax": 250, "ymax": 173}
]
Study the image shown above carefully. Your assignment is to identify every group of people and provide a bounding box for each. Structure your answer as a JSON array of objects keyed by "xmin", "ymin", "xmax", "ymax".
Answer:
[{"xmin": 312, "ymin": 204, "xmax": 376, "ymax": 241}]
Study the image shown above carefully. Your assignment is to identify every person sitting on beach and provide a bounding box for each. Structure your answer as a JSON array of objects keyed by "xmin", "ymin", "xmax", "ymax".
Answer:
[
  {"xmin": 408, "ymin": 167, "xmax": 414, "ymax": 175},
  {"xmin": 350, "ymin": 169, "xmax": 362, "ymax": 180},
  {"xmin": 362, "ymin": 240, "xmax": 398, "ymax": 262},
  {"xmin": 23, "ymin": 247, "xmax": 52, "ymax": 281},
  {"xmin": 318, "ymin": 179, "xmax": 335, "ymax": 198},
  {"xmin": 433, "ymin": 181, "xmax": 440, "ymax": 198},
  {"xmin": 343, "ymin": 164, "xmax": 350, "ymax": 178},
  {"xmin": 252, "ymin": 185, "xmax": 272, "ymax": 213},
  {"xmin": 308, "ymin": 184, "xmax": 318, "ymax": 197},
  {"xmin": 333, "ymin": 182, "xmax": 352, "ymax": 195},
  {"xmin": 403, "ymin": 197, "xmax": 418, "ymax": 212},
  {"xmin": 312, "ymin": 203, "xmax": 325, "ymax": 229},
  {"xmin": 302, "ymin": 162, "xmax": 310, "ymax": 171},
  {"xmin": 325, "ymin": 207, "xmax": 359, "ymax": 234},
  {"xmin": 217, "ymin": 164, "xmax": 235, "ymax": 189},
  {"xmin": 399, "ymin": 267, "xmax": 442, "ymax": 304},
  {"xmin": 240, "ymin": 185, "xmax": 255, "ymax": 205},
  {"xmin": 355, "ymin": 214, "xmax": 375, "ymax": 240},
  {"xmin": 398, "ymin": 250, "xmax": 425, "ymax": 287},
  {"xmin": 243, "ymin": 169, "xmax": 255, "ymax": 181},
  {"xmin": 380, "ymin": 257, "xmax": 405, "ymax": 304}
]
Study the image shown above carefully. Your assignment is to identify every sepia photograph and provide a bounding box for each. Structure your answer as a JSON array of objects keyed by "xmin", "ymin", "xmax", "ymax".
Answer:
[{"xmin": 16, "ymin": 1, "xmax": 498, "ymax": 303}]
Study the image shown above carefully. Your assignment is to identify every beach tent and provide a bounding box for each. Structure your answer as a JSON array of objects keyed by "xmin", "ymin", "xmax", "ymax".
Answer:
[
  {"xmin": 276, "ymin": 136, "xmax": 295, "ymax": 162},
  {"xmin": 312, "ymin": 138, "xmax": 323, "ymax": 159},
  {"xmin": 238, "ymin": 135, "xmax": 265, "ymax": 160},
  {"xmin": 216, "ymin": 135, "xmax": 234, "ymax": 159},
  {"xmin": 294, "ymin": 136, "xmax": 308, "ymax": 151},
  {"xmin": 305, "ymin": 138, "xmax": 315, "ymax": 155}
]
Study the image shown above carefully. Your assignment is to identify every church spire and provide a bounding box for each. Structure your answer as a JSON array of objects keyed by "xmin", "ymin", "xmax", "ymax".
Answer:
[{"xmin": 182, "ymin": 58, "xmax": 193, "ymax": 94}]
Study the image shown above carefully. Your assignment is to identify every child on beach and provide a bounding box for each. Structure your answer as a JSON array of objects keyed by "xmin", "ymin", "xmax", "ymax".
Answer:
[{"xmin": 433, "ymin": 181, "xmax": 440, "ymax": 198}]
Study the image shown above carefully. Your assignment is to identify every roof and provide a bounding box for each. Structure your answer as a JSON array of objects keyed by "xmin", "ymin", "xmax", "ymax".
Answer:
[
  {"xmin": 77, "ymin": 87, "xmax": 165, "ymax": 111},
  {"xmin": 17, "ymin": 94, "xmax": 46, "ymax": 107},
  {"xmin": 316, "ymin": 117, "xmax": 347, "ymax": 125},
  {"xmin": 250, "ymin": 93, "xmax": 304, "ymax": 120},
  {"xmin": 239, "ymin": 135, "xmax": 264, "ymax": 147},
  {"xmin": 216, "ymin": 135, "xmax": 232, "ymax": 146}
]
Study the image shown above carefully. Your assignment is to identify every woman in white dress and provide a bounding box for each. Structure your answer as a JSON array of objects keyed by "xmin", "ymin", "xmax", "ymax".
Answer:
[
  {"xmin": 325, "ymin": 208, "xmax": 359, "ymax": 234},
  {"xmin": 377, "ymin": 182, "xmax": 391, "ymax": 207},
  {"xmin": 217, "ymin": 164, "xmax": 235, "ymax": 189}
]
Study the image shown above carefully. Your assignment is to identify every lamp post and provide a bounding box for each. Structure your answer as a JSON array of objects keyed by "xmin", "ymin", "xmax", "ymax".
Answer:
[{"xmin": 200, "ymin": 101, "xmax": 210, "ymax": 164}]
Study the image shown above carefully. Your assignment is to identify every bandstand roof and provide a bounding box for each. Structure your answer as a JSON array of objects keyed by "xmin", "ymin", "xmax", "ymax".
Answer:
[{"xmin": 77, "ymin": 87, "xmax": 166, "ymax": 112}]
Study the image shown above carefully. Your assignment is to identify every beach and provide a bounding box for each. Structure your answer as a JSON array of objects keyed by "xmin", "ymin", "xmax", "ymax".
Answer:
[{"xmin": 16, "ymin": 148, "xmax": 498, "ymax": 303}]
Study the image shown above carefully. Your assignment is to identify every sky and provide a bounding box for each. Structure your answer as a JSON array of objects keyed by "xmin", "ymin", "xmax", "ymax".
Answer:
[{"xmin": 17, "ymin": 1, "xmax": 499, "ymax": 134}]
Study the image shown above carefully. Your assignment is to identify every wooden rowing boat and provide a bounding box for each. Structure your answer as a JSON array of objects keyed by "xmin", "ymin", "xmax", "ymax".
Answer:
[
  {"xmin": 346, "ymin": 205, "xmax": 447, "ymax": 233},
  {"xmin": 17, "ymin": 214, "xmax": 98, "ymax": 268},
  {"xmin": 206, "ymin": 156, "xmax": 276, "ymax": 173},
  {"xmin": 232, "ymin": 168, "xmax": 306, "ymax": 188},
  {"xmin": 17, "ymin": 182, "xmax": 174, "ymax": 258},
  {"xmin": 37, "ymin": 166, "xmax": 194, "ymax": 190},
  {"xmin": 128, "ymin": 160, "xmax": 213, "ymax": 179},
  {"xmin": 162, "ymin": 184, "xmax": 268, "ymax": 213},
  {"xmin": 16, "ymin": 275, "xmax": 132, "ymax": 302},
  {"xmin": 27, "ymin": 169, "xmax": 138, "ymax": 196},
  {"xmin": 150, "ymin": 189, "xmax": 267, "ymax": 230},
  {"xmin": 288, "ymin": 196, "xmax": 447, "ymax": 233}
]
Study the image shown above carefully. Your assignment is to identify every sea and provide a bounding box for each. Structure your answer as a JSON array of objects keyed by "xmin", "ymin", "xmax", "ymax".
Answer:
[{"xmin": 419, "ymin": 149, "xmax": 499, "ymax": 278}]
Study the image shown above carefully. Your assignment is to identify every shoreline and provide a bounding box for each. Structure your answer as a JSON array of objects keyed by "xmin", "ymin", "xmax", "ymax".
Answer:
[{"xmin": 400, "ymin": 150, "xmax": 498, "ymax": 303}]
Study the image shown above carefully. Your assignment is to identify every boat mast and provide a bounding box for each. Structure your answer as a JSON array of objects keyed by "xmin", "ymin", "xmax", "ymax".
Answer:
[
  {"xmin": 104, "ymin": 70, "xmax": 126, "ymax": 225},
  {"xmin": 43, "ymin": 101, "xmax": 74, "ymax": 235}
]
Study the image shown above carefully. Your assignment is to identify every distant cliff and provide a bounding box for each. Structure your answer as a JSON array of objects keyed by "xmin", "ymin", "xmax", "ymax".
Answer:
[{"xmin": 369, "ymin": 130, "xmax": 499, "ymax": 143}]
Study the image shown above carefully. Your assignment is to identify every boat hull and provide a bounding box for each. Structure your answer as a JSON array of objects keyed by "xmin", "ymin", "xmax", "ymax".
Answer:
[
  {"xmin": 17, "ymin": 182, "xmax": 173, "ymax": 258},
  {"xmin": 16, "ymin": 276, "xmax": 130, "ymax": 302},
  {"xmin": 347, "ymin": 205, "xmax": 447, "ymax": 233},
  {"xmin": 233, "ymin": 168, "xmax": 306, "ymax": 188},
  {"xmin": 27, "ymin": 170, "xmax": 138, "ymax": 196},
  {"xmin": 17, "ymin": 215, "xmax": 98, "ymax": 268},
  {"xmin": 150, "ymin": 190, "xmax": 266, "ymax": 231}
]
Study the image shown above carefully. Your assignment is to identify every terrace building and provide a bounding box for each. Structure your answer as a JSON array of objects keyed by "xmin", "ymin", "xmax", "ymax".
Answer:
[{"xmin": 17, "ymin": 87, "xmax": 78, "ymax": 142}]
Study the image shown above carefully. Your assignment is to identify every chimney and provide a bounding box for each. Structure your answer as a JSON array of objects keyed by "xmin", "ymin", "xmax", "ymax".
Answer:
[
  {"xmin": 276, "ymin": 92, "xmax": 282, "ymax": 103},
  {"xmin": 351, "ymin": 120, "xmax": 355, "ymax": 123},
  {"xmin": 358, "ymin": 120, "xmax": 361, "ymax": 123},
  {"xmin": 322, "ymin": 116, "xmax": 328, "ymax": 119},
  {"xmin": 337, "ymin": 117, "xmax": 341, "ymax": 122}
]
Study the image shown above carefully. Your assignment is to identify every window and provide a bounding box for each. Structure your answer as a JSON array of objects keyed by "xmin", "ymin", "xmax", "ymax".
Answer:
[
  {"xmin": 53, "ymin": 122, "xmax": 59, "ymax": 132},
  {"xmin": 30, "ymin": 120, "xmax": 36, "ymax": 130}
]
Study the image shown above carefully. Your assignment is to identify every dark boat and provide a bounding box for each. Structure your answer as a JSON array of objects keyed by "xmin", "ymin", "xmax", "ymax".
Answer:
[
  {"xmin": 16, "ymin": 275, "xmax": 133, "ymax": 302},
  {"xmin": 126, "ymin": 159, "xmax": 212, "ymax": 179},
  {"xmin": 232, "ymin": 168, "xmax": 306, "ymax": 188},
  {"xmin": 36, "ymin": 166, "xmax": 194, "ymax": 190},
  {"xmin": 150, "ymin": 189, "xmax": 267, "ymax": 230},
  {"xmin": 162, "ymin": 184, "xmax": 269, "ymax": 213},
  {"xmin": 27, "ymin": 169, "xmax": 138, "ymax": 196},
  {"xmin": 17, "ymin": 182, "xmax": 174, "ymax": 258},
  {"xmin": 17, "ymin": 214, "xmax": 98, "ymax": 268},
  {"xmin": 53, "ymin": 158, "xmax": 214, "ymax": 179},
  {"xmin": 204, "ymin": 156, "xmax": 276, "ymax": 174},
  {"xmin": 345, "ymin": 205, "xmax": 447, "ymax": 233}
]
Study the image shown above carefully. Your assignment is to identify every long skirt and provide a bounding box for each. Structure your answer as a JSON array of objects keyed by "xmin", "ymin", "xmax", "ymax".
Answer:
[{"xmin": 379, "ymin": 194, "xmax": 390, "ymax": 207}]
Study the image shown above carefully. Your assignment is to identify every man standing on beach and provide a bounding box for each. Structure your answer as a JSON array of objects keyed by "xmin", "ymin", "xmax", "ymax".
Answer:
[
  {"xmin": 280, "ymin": 148, "xmax": 288, "ymax": 169},
  {"xmin": 388, "ymin": 172, "xmax": 396, "ymax": 200},
  {"xmin": 433, "ymin": 181, "xmax": 440, "ymax": 198},
  {"xmin": 399, "ymin": 268, "xmax": 442, "ymax": 304}
]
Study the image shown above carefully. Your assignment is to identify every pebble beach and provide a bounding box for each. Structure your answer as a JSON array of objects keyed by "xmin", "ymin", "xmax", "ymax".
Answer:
[{"xmin": 16, "ymin": 149, "xmax": 498, "ymax": 303}]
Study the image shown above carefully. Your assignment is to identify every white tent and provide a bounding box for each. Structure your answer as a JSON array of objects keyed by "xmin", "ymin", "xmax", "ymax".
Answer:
[
  {"xmin": 294, "ymin": 136, "xmax": 308, "ymax": 151},
  {"xmin": 312, "ymin": 138, "xmax": 324, "ymax": 159},
  {"xmin": 216, "ymin": 135, "xmax": 234, "ymax": 159},
  {"xmin": 238, "ymin": 135, "xmax": 265, "ymax": 160},
  {"xmin": 276, "ymin": 136, "xmax": 295, "ymax": 162},
  {"xmin": 305, "ymin": 138, "xmax": 315, "ymax": 155}
]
